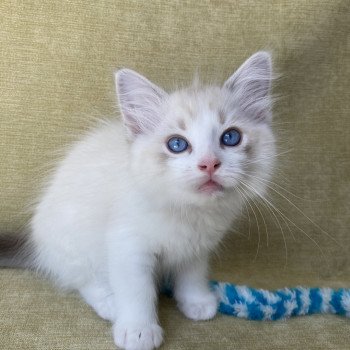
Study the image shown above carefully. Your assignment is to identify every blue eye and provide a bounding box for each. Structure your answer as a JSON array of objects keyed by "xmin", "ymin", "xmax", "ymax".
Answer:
[
  {"xmin": 221, "ymin": 128, "xmax": 241, "ymax": 147},
  {"xmin": 167, "ymin": 136, "xmax": 189, "ymax": 153}
]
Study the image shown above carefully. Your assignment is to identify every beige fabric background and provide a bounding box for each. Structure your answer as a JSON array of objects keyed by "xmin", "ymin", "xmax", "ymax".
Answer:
[{"xmin": 0, "ymin": 1, "xmax": 349, "ymax": 349}]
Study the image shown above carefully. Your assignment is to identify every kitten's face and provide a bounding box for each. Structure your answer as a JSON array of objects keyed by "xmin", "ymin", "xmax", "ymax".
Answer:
[
  {"xmin": 116, "ymin": 52, "xmax": 275, "ymax": 206},
  {"xmin": 129, "ymin": 87, "xmax": 275, "ymax": 205}
]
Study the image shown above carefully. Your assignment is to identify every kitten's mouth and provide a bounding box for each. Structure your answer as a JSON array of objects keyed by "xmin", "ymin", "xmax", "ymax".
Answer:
[{"xmin": 198, "ymin": 179, "xmax": 224, "ymax": 195}]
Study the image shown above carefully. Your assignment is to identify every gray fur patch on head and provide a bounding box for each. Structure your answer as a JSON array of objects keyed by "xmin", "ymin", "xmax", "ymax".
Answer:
[
  {"xmin": 158, "ymin": 152, "xmax": 170, "ymax": 163},
  {"xmin": 177, "ymin": 119, "xmax": 187, "ymax": 131},
  {"xmin": 244, "ymin": 143, "xmax": 253, "ymax": 156},
  {"xmin": 218, "ymin": 109, "xmax": 226, "ymax": 124}
]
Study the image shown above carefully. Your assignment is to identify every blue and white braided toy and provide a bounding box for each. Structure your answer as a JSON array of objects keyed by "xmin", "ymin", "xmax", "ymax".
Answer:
[{"xmin": 210, "ymin": 281, "xmax": 350, "ymax": 320}]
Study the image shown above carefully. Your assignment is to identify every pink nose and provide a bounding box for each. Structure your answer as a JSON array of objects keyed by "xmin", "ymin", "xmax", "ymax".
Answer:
[{"xmin": 198, "ymin": 157, "xmax": 221, "ymax": 174}]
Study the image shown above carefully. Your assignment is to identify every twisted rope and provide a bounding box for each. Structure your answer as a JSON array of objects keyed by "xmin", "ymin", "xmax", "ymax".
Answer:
[{"xmin": 211, "ymin": 281, "xmax": 350, "ymax": 320}]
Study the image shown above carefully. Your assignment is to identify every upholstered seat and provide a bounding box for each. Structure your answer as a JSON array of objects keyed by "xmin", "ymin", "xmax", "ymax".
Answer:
[{"xmin": 0, "ymin": 1, "xmax": 349, "ymax": 349}]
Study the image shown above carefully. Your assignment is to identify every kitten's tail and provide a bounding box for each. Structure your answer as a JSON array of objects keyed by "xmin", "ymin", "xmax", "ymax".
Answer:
[{"xmin": 0, "ymin": 232, "xmax": 34, "ymax": 269}]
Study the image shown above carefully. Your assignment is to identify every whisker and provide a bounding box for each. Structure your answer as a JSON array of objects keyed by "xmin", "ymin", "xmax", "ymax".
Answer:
[
  {"xmin": 246, "ymin": 173, "xmax": 318, "ymax": 202},
  {"xmin": 236, "ymin": 185, "xmax": 261, "ymax": 262},
  {"xmin": 240, "ymin": 184, "xmax": 269, "ymax": 258},
  {"xmin": 243, "ymin": 180, "xmax": 328, "ymax": 266},
  {"xmin": 241, "ymin": 149, "xmax": 293, "ymax": 166},
  {"xmin": 248, "ymin": 175, "xmax": 340, "ymax": 246},
  {"xmin": 235, "ymin": 187, "xmax": 252, "ymax": 240},
  {"xmin": 245, "ymin": 179, "xmax": 297, "ymax": 243},
  {"xmin": 239, "ymin": 180, "xmax": 288, "ymax": 268}
]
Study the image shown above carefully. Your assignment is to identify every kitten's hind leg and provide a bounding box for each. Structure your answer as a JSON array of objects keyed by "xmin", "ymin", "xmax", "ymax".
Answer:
[{"xmin": 79, "ymin": 281, "xmax": 115, "ymax": 322}]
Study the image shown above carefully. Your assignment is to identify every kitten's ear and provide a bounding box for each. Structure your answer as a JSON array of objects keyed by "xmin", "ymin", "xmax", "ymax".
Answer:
[
  {"xmin": 224, "ymin": 51, "xmax": 273, "ymax": 122},
  {"xmin": 115, "ymin": 69, "xmax": 168, "ymax": 136}
]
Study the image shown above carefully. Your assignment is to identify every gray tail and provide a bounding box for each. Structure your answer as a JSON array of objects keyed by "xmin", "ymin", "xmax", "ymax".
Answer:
[{"xmin": 0, "ymin": 232, "xmax": 34, "ymax": 269}]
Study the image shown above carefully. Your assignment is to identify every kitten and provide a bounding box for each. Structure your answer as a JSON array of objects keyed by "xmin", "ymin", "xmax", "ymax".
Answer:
[{"xmin": 0, "ymin": 51, "xmax": 275, "ymax": 350}]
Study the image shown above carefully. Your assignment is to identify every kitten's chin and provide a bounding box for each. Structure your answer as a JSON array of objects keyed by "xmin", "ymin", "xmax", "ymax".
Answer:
[{"xmin": 197, "ymin": 180, "xmax": 224, "ymax": 195}]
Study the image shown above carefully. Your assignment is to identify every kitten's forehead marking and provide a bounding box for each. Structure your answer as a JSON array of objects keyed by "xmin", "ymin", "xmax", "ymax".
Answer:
[
  {"xmin": 158, "ymin": 152, "xmax": 170, "ymax": 164},
  {"xmin": 218, "ymin": 109, "xmax": 226, "ymax": 125},
  {"xmin": 244, "ymin": 143, "xmax": 253, "ymax": 156},
  {"xmin": 177, "ymin": 119, "xmax": 187, "ymax": 131},
  {"xmin": 170, "ymin": 87, "xmax": 226, "ymax": 132}
]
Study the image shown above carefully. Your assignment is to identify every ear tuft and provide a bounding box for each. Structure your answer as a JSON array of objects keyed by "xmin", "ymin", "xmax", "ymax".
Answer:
[
  {"xmin": 115, "ymin": 69, "xmax": 167, "ymax": 136},
  {"xmin": 224, "ymin": 51, "xmax": 273, "ymax": 122}
]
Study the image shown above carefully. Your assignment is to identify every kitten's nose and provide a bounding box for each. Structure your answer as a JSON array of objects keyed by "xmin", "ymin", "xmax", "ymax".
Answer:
[{"xmin": 198, "ymin": 157, "xmax": 221, "ymax": 174}]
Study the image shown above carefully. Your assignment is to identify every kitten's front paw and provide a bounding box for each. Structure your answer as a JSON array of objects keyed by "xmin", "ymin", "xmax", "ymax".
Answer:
[
  {"xmin": 178, "ymin": 292, "xmax": 218, "ymax": 321},
  {"xmin": 113, "ymin": 323, "xmax": 163, "ymax": 350}
]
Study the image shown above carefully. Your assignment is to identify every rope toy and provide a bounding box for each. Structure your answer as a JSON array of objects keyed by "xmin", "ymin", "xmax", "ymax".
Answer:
[{"xmin": 210, "ymin": 281, "xmax": 350, "ymax": 320}]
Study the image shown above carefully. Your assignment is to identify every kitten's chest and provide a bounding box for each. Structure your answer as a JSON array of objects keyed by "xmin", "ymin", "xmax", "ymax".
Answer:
[
  {"xmin": 152, "ymin": 206, "xmax": 232, "ymax": 265},
  {"xmin": 114, "ymin": 194, "xmax": 236, "ymax": 265}
]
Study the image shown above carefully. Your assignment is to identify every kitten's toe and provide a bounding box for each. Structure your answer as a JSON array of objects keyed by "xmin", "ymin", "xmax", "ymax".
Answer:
[
  {"xmin": 113, "ymin": 323, "xmax": 163, "ymax": 350},
  {"xmin": 178, "ymin": 292, "xmax": 218, "ymax": 321}
]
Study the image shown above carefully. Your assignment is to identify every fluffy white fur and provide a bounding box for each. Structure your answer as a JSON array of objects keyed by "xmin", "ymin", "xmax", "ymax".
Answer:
[{"xmin": 30, "ymin": 51, "xmax": 275, "ymax": 350}]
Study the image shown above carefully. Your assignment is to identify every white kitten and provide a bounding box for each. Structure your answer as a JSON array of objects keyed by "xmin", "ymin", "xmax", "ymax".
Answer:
[{"xmin": 1, "ymin": 52, "xmax": 275, "ymax": 350}]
